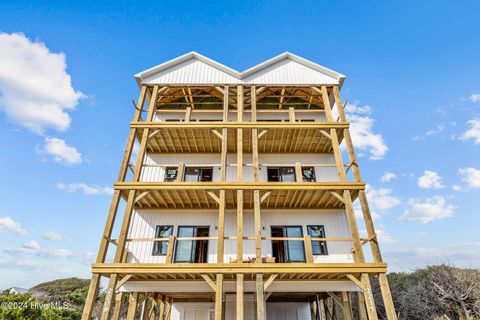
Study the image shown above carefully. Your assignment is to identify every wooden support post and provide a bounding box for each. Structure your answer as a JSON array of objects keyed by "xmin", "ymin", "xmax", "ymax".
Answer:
[
  {"xmin": 165, "ymin": 236, "xmax": 175, "ymax": 263},
  {"xmin": 295, "ymin": 162, "xmax": 303, "ymax": 182},
  {"xmin": 237, "ymin": 85, "xmax": 244, "ymax": 264},
  {"xmin": 333, "ymin": 85, "xmax": 396, "ymax": 319},
  {"xmin": 251, "ymin": 86, "xmax": 262, "ymax": 262},
  {"xmin": 256, "ymin": 274, "xmax": 265, "ymax": 320},
  {"xmin": 126, "ymin": 292, "xmax": 139, "ymax": 320},
  {"xmin": 237, "ymin": 274, "xmax": 244, "ymax": 320},
  {"xmin": 357, "ymin": 292, "xmax": 368, "ymax": 320},
  {"xmin": 288, "ymin": 107, "xmax": 296, "ymax": 122},
  {"xmin": 112, "ymin": 292, "xmax": 124, "ymax": 320},
  {"xmin": 215, "ymin": 274, "xmax": 224, "ymax": 320},
  {"xmin": 165, "ymin": 297, "xmax": 172, "ymax": 320},
  {"xmin": 341, "ymin": 292, "xmax": 353, "ymax": 320},
  {"xmin": 316, "ymin": 295, "xmax": 323, "ymax": 320},
  {"xmin": 185, "ymin": 106, "xmax": 192, "ymax": 122},
  {"xmin": 217, "ymin": 85, "xmax": 228, "ymax": 265},
  {"xmin": 176, "ymin": 162, "xmax": 185, "ymax": 182},
  {"xmin": 82, "ymin": 86, "xmax": 148, "ymax": 320},
  {"xmin": 304, "ymin": 235, "xmax": 313, "ymax": 263},
  {"xmin": 361, "ymin": 274, "xmax": 378, "ymax": 320},
  {"xmin": 158, "ymin": 295, "xmax": 165, "ymax": 320}
]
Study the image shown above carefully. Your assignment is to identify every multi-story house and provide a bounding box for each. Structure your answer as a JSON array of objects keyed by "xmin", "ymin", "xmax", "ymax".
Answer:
[{"xmin": 82, "ymin": 52, "xmax": 397, "ymax": 320}]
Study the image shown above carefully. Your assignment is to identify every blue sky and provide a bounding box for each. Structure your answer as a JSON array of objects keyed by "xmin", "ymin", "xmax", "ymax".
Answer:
[{"xmin": 0, "ymin": 0, "xmax": 479, "ymax": 288}]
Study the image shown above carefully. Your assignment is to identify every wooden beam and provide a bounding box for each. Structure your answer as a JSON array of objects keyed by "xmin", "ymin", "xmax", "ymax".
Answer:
[
  {"xmin": 379, "ymin": 273, "xmax": 397, "ymax": 320},
  {"xmin": 126, "ymin": 292, "xmax": 139, "ymax": 320},
  {"xmin": 326, "ymin": 292, "xmax": 343, "ymax": 308},
  {"xmin": 304, "ymin": 235, "xmax": 313, "ymax": 263},
  {"xmin": 112, "ymin": 292, "xmax": 124, "ymax": 320},
  {"xmin": 237, "ymin": 85, "xmax": 244, "ymax": 264},
  {"xmin": 361, "ymin": 274, "xmax": 379, "ymax": 320},
  {"xmin": 206, "ymin": 191, "xmax": 220, "ymax": 204},
  {"xmin": 288, "ymin": 107, "xmax": 296, "ymax": 122},
  {"xmin": 165, "ymin": 236, "xmax": 175, "ymax": 263},
  {"xmin": 215, "ymin": 274, "xmax": 223, "ymax": 320},
  {"xmin": 341, "ymin": 292, "xmax": 353, "ymax": 320},
  {"xmin": 115, "ymin": 274, "xmax": 133, "ymax": 291},
  {"xmin": 256, "ymin": 274, "xmax": 265, "ymax": 320},
  {"xmin": 263, "ymin": 274, "xmax": 278, "ymax": 291},
  {"xmin": 201, "ymin": 274, "xmax": 217, "ymax": 292},
  {"xmin": 237, "ymin": 274, "xmax": 244, "ymax": 320},
  {"xmin": 260, "ymin": 191, "xmax": 271, "ymax": 203},
  {"xmin": 176, "ymin": 162, "xmax": 185, "ymax": 182},
  {"xmin": 346, "ymin": 274, "xmax": 365, "ymax": 291}
]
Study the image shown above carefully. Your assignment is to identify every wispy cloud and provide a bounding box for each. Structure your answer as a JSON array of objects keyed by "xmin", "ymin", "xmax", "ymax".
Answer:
[
  {"xmin": 364, "ymin": 184, "xmax": 401, "ymax": 219},
  {"xmin": 345, "ymin": 102, "xmax": 388, "ymax": 160},
  {"xmin": 37, "ymin": 137, "xmax": 83, "ymax": 165},
  {"xmin": 458, "ymin": 167, "xmax": 480, "ymax": 188},
  {"xmin": 56, "ymin": 182, "xmax": 113, "ymax": 195},
  {"xmin": 470, "ymin": 93, "xmax": 480, "ymax": 103},
  {"xmin": 459, "ymin": 119, "xmax": 480, "ymax": 145},
  {"xmin": 0, "ymin": 216, "xmax": 27, "ymax": 236},
  {"xmin": 400, "ymin": 196, "xmax": 455, "ymax": 223},
  {"xmin": 42, "ymin": 230, "xmax": 64, "ymax": 242},
  {"xmin": 5, "ymin": 241, "xmax": 72, "ymax": 258},
  {"xmin": 417, "ymin": 170, "xmax": 444, "ymax": 189},
  {"xmin": 380, "ymin": 171, "xmax": 397, "ymax": 183},
  {"xmin": 412, "ymin": 123, "xmax": 447, "ymax": 141},
  {"xmin": 0, "ymin": 32, "xmax": 84, "ymax": 134}
]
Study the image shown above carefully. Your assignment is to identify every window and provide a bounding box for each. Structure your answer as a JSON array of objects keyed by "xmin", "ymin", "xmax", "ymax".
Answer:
[
  {"xmin": 164, "ymin": 119, "xmax": 184, "ymax": 122},
  {"xmin": 164, "ymin": 167, "xmax": 178, "ymax": 182},
  {"xmin": 267, "ymin": 167, "xmax": 296, "ymax": 182},
  {"xmin": 302, "ymin": 167, "xmax": 316, "ymax": 182},
  {"xmin": 174, "ymin": 226, "xmax": 209, "ymax": 263},
  {"xmin": 184, "ymin": 167, "xmax": 213, "ymax": 182},
  {"xmin": 152, "ymin": 225, "xmax": 173, "ymax": 256},
  {"xmin": 271, "ymin": 226, "xmax": 305, "ymax": 263},
  {"xmin": 307, "ymin": 225, "xmax": 328, "ymax": 255}
]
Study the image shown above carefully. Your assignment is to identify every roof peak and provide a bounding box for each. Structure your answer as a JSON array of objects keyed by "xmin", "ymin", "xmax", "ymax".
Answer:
[{"xmin": 135, "ymin": 52, "xmax": 345, "ymax": 86}]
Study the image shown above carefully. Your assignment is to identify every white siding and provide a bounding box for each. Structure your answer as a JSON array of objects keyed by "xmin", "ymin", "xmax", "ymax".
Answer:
[
  {"xmin": 126, "ymin": 209, "xmax": 353, "ymax": 264},
  {"xmin": 243, "ymin": 59, "xmax": 337, "ymax": 85},
  {"xmin": 140, "ymin": 153, "xmax": 338, "ymax": 183},
  {"xmin": 266, "ymin": 302, "xmax": 311, "ymax": 320},
  {"xmin": 142, "ymin": 59, "xmax": 241, "ymax": 85}
]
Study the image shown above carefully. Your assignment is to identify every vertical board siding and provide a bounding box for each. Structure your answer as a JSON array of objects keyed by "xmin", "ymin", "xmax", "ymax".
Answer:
[
  {"xmin": 126, "ymin": 209, "xmax": 352, "ymax": 263},
  {"xmin": 140, "ymin": 153, "xmax": 338, "ymax": 183},
  {"xmin": 266, "ymin": 302, "xmax": 312, "ymax": 320}
]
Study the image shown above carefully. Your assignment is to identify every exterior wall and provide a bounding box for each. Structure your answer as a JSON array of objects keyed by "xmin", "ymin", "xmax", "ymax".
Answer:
[
  {"xmin": 153, "ymin": 110, "xmax": 327, "ymax": 123},
  {"xmin": 126, "ymin": 209, "xmax": 353, "ymax": 264},
  {"xmin": 167, "ymin": 300, "xmax": 311, "ymax": 320},
  {"xmin": 140, "ymin": 153, "xmax": 338, "ymax": 183},
  {"xmin": 122, "ymin": 280, "xmax": 359, "ymax": 293}
]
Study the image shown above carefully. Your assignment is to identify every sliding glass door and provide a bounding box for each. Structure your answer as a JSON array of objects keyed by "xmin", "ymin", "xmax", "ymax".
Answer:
[
  {"xmin": 271, "ymin": 226, "xmax": 305, "ymax": 263},
  {"xmin": 174, "ymin": 226, "xmax": 209, "ymax": 263}
]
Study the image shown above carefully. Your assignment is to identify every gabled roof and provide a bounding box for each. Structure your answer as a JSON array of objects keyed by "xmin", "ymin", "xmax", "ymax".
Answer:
[{"xmin": 135, "ymin": 51, "xmax": 345, "ymax": 86}]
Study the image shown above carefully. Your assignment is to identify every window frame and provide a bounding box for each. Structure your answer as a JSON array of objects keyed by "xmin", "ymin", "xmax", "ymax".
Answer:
[
  {"xmin": 301, "ymin": 166, "xmax": 316, "ymax": 182},
  {"xmin": 164, "ymin": 167, "xmax": 178, "ymax": 182},
  {"xmin": 183, "ymin": 167, "xmax": 214, "ymax": 182},
  {"xmin": 267, "ymin": 167, "xmax": 296, "ymax": 182},
  {"xmin": 307, "ymin": 225, "xmax": 328, "ymax": 255},
  {"xmin": 152, "ymin": 225, "xmax": 174, "ymax": 256}
]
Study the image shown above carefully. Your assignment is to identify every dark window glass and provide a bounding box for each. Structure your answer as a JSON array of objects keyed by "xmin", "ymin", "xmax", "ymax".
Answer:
[
  {"xmin": 184, "ymin": 167, "xmax": 213, "ymax": 182},
  {"xmin": 270, "ymin": 226, "xmax": 306, "ymax": 263},
  {"xmin": 302, "ymin": 167, "xmax": 316, "ymax": 182},
  {"xmin": 152, "ymin": 225, "xmax": 173, "ymax": 256},
  {"xmin": 164, "ymin": 167, "xmax": 178, "ymax": 182},
  {"xmin": 174, "ymin": 226, "xmax": 209, "ymax": 263},
  {"xmin": 307, "ymin": 225, "xmax": 328, "ymax": 255},
  {"xmin": 267, "ymin": 167, "xmax": 296, "ymax": 182}
]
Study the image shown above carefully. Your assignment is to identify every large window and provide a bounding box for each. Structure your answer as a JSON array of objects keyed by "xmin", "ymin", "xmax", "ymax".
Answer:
[
  {"xmin": 152, "ymin": 225, "xmax": 173, "ymax": 256},
  {"xmin": 271, "ymin": 226, "xmax": 305, "ymax": 263},
  {"xmin": 267, "ymin": 167, "xmax": 296, "ymax": 182},
  {"xmin": 307, "ymin": 225, "xmax": 328, "ymax": 255},
  {"xmin": 184, "ymin": 167, "xmax": 213, "ymax": 182},
  {"xmin": 164, "ymin": 167, "xmax": 178, "ymax": 182},
  {"xmin": 174, "ymin": 226, "xmax": 209, "ymax": 263}
]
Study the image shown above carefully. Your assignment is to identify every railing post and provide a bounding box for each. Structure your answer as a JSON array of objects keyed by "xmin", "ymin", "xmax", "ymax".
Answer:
[
  {"xmin": 304, "ymin": 235, "xmax": 313, "ymax": 263},
  {"xmin": 166, "ymin": 236, "xmax": 175, "ymax": 263}
]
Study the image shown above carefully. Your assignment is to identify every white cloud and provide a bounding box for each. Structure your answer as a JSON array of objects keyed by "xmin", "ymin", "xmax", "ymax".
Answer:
[
  {"xmin": 38, "ymin": 137, "xmax": 82, "ymax": 165},
  {"xmin": 460, "ymin": 119, "xmax": 480, "ymax": 145},
  {"xmin": 42, "ymin": 230, "xmax": 64, "ymax": 241},
  {"xmin": 366, "ymin": 184, "xmax": 401, "ymax": 211},
  {"xmin": 56, "ymin": 182, "xmax": 113, "ymax": 195},
  {"xmin": 380, "ymin": 172, "xmax": 397, "ymax": 183},
  {"xmin": 345, "ymin": 102, "xmax": 388, "ymax": 160},
  {"xmin": 400, "ymin": 196, "xmax": 455, "ymax": 223},
  {"xmin": 452, "ymin": 184, "xmax": 462, "ymax": 192},
  {"xmin": 0, "ymin": 32, "xmax": 84, "ymax": 134},
  {"xmin": 470, "ymin": 93, "xmax": 480, "ymax": 103},
  {"xmin": 22, "ymin": 240, "xmax": 40, "ymax": 250},
  {"xmin": 0, "ymin": 216, "xmax": 27, "ymax": 236},
  {"xmin": 458, "ymin": 167, "xmax": 480, "ymax": 188},
  {"xmin": 361, "ymin": 224, "xmax": 395, "ymax": 244},
  {"xmin": 417, "ymin": 170, "xmax": 443, "ymax": 189}
]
